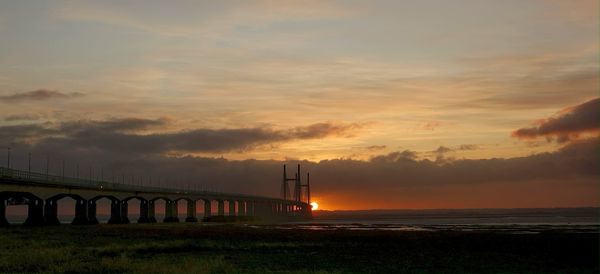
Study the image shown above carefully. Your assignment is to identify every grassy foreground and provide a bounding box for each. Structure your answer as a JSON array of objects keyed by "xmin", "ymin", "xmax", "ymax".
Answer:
[{"xmin": 0, "ymin": 223, "xmax": 598, "ymax": 273}]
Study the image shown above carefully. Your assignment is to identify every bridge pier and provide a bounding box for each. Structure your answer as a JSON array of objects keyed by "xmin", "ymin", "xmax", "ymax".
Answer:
[
  {"xmin": 239, "ymin": 201, "xmax": 246, "ymax": 216},
  {"xmin": 108, "ymin": 199, "xmax": 122, "ymax": 224},
  {"xmin": 247, "ymin": 201, "xmax": 254, "ymax": 216},
  {"xmin": 147, "ymin": 200, "xmax": 157, "ymax": 223},
  {"xmin": 120, "ymin": 200, "xmax": 130, "ymax": 224},
  {"xmin": 203, "ymin": 200, "xmax": 211, "ymax": 218},
  {"xmin": 173, "ymin": 200, "xmax": 179, "ymax": 222},
  {"xmin": 24, "ymin": 197, "xmax": 45, "ymax": 226},
  {"xmin": 185, "ymin": 200, "xmax": 198, "ymax": 222},
  {"xmin": 43, "ymin": 199, "xmax": 60, "ymax": 225},
  {"xmin": 255, "ymin": 201, "xmax": 267, "ymax": 218},
  {"xmin": 138, "ymin": 199, "xmax": 150, "ymax": 223},
  {"xmin": 229, "ymin": 200, "xmax": 236, "ymax": 216},
  {"xmin": 164, "ymin": 200, "xmax": 178, "ymax": 222},
  {"xmin": 0, "ymin": 199, "xmax": 8, "ymax": 227},
  {"xmin": 87, "ymin": 200, "xmax": 99, "ymax": 224},
  {"xmin": 218, "ymin": 200, "xmax": 224, "ymax": 216},
  {"xmin": 72, "ymin": 199, "xmax": 89, "ymax": 225}
]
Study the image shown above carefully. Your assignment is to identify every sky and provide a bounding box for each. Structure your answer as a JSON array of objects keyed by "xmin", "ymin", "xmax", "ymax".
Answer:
[{"xmin": 0, "ymin": 0, "xmax": 598, "ymax": 210}]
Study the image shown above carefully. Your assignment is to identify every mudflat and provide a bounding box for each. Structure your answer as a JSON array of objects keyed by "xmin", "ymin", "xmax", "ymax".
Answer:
[{"xmin": 0, "ymin": 224, "xmax": 597, "ymax": 273}]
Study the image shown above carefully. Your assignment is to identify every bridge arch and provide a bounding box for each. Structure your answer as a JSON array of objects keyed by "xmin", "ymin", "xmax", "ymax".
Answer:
[
  {"xmin": 46, "ymin": 193, "xmax": 88, "ymax": 225},
  {"xmin": 174, "ymin": 197, "xmax": 198, "ymax": 222},
  {"xmin": 194, "ymin": 198, "xmax": 207, "ymax": 219},
  {"xmin": 90, "ymin": 195, "xmax": 120, "ymax": 224},
  {"xmin": 0, "ymin": 191, "xmax": 44, "ymax": 226},
  {"xmin": 150, "ymin": 197, "xmax": 177, "ymax": 223},
  {"xmin": 121, "ymin": 196, "xmax": 150, "ymax": 224}
]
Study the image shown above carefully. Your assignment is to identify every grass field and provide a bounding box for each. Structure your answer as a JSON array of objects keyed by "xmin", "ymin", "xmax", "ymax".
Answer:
[{"xmin": 0, "ymin": 223, "xmax": 598, "ymax": 273}]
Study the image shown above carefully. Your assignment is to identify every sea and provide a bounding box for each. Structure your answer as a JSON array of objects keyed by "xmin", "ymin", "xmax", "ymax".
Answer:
[
  {"xmin": 286, "ymin": 207, "xmax": 600, "ymax": 233},
  {"xmin": 5, "ymin": 207, "xmax": 599, "ymax": 233}
]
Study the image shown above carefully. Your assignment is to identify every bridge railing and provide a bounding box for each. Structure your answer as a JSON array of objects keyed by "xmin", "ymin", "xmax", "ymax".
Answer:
[
  {"xmin": 0, "ymin": 166, "xmax": 215, "ymax": 193},
  {"xmin": 0, "ymin": 166, "xmax": 133, "ymax": 190}
]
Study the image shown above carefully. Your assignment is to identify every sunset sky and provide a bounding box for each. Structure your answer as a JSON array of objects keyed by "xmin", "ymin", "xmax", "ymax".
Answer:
[{"xmin": 0, "ymin": 0, "xmax": 598, "ymax": 210}]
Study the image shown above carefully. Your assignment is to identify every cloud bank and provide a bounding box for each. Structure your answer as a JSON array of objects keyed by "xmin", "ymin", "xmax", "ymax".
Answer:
[
  {"xmin": 6, "ymin": 136, "xmax": 597, "ymax": 209},
  {"xmin": 0, "ymin": 118, "xmax": 364, "ymax": 154},
  {"xmin": 512, "ymin": 97, "xmax": 600, "ymax": 143}
]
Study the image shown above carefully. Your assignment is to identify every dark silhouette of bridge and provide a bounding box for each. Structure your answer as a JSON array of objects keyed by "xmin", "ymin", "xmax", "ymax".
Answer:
[{"xmin": 0, "ymin": 165, "xmax": 311, "ymax": 226}]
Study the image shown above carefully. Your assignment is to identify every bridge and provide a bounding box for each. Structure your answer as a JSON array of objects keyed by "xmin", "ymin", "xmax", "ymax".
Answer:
[{"xmin": 0, "ymin": 165, "xmax": 312, "ymax": 226}]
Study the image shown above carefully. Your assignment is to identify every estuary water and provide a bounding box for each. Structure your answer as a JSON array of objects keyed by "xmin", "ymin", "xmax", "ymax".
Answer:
[
  {"xmin": 283, "ymin": 207, "xmax": 600, "ymax": 233},
  {"xmin": 5, "ymin": 207, "xmax": 599, "ymax": 233}
]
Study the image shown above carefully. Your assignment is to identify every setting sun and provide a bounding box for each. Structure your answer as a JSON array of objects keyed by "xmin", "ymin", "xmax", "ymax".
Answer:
[{"xmin": 310, "ymin": 202, "xmax": 319, "ymax": 210}]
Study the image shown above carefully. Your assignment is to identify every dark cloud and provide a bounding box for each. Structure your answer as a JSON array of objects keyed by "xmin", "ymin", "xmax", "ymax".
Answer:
[
  {"xmin": 1, "ymin": 118, "xmax": 363, "ymax": 154},
  {"xmin": 5, "ymin": 137, "xmax": 597, "ymax": 208},
  {"xmin": 0, "ymin": 89, "xmax": 84, "ymax": 102},
  {"xmin": 59, "ymin": 117, "xmax": 171, "ymax": 134},
  {"xmin": 512, "ymin": 97, "xmax": 600, "ymax": 142},
  {"xmin": 288, "ymin": 122, "xmax": 363, "ymax": 138},
  {"xmin": 0, "ymin": 123, "xmax": 57, "ymax": 144}
]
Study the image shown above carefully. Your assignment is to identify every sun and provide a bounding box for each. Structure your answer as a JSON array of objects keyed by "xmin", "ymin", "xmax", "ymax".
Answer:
[{"xmin": 310, "ymin": 202, "xmax": 319, "ymax": 210}]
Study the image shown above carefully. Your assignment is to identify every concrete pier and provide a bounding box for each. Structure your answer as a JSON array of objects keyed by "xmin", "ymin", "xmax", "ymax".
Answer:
[
  {"xmin": 24, "ymin": 197, "xmax": 45, "ymax": 226},
  {"xmin": 163, "ymin": 200, "xmax": 178, "ymax": 222},
  {"xmin": 44, "ymin": 199, "xmax": 60, "ymax": 225},
  {"xmin": 239, "ymin": 201, "xmax": 246, "ymax": 216},
  {"xmin": 185, "ymin": 200, "xmax": 198, "ymax": 222},
  {"xmin": 108, "ymin": 199, "xmax": 121, "ymax": 224},
  {"xmin": 147, "ymin": 200, "xmax": 157, "ymax": 223},
  {"xmin": 119, "ymin": 200, "xmax": 130, "ymax": 224},
  {"xmin": 229, "ymin": 200, "xmax": 236, "ymax": 216},
  {"xmin": 218, "ymin": 200, "xmax": 224, "ymax": 216},
  {"xmin": 87, "ymin": 200, "xmax": 99, "ymax": 224},
  {"xmin": 204, "ymin": 200, "xmax": 211, "ymax": 218},
  {"xmin": 0, "ymin": 200, "xmax": 8, "ymax": 227}
]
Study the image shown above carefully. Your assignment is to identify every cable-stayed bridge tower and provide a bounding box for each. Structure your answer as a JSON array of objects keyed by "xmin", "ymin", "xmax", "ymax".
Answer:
[{"xmin": 281, "ymin": 164, "xmax": 311, "ymax": 216}]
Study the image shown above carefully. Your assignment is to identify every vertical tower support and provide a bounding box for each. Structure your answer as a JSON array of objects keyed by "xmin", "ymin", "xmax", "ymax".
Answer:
[
  {"xmin": 87, "ymin": 200, "xmax": 98, "ymax": 224},
  {"xmin": 218, "ymin": 200, "xmax": 224, "ymax": 216},
  {"xmin": 186, "ymin": 200, "xmax": 198, "ymax": 222},
  {"xmin": 24, "ymin": 197, "xmax": 45, "ymax": 226},
  {"xmin": 203, "ymin": 200, "xmax": 211, "ymax": 218},
  {"xmin": 229, "ymin": 200, "xmax": 236, "ymax": 216},
  {"xmin": 0, "ymin": 199, "xmax": 7, "ymax": 227},
  {"xmin": 72, "ymin": 199, "xmax": 89, "ymax": 225},
  {"xmin": 119, "ymin": 200, "xmax": 130, "ymax": 224},
  {"xmin": 44, "ymin": 199, "xmax": 60, "ymax": 225},
  {"xmin": 238, "ymin": 201, "xmax": 246, "ymax": 216},
  {"xmin": 148, "ymin": 200, "xmax": 157, "ymax": 223},
  {"xmin": 108, "ymin": 199, "xmax": 121, "ymax": 224},
  {"xmin": 138, "ymin": 199, "xmax": 150, "ymax": 223}
]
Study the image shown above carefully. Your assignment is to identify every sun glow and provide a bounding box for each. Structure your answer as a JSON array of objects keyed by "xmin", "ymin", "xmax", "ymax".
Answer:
[{"xmin": 310, "ymin": 202, "xmax": 319, "ymax": 210}]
